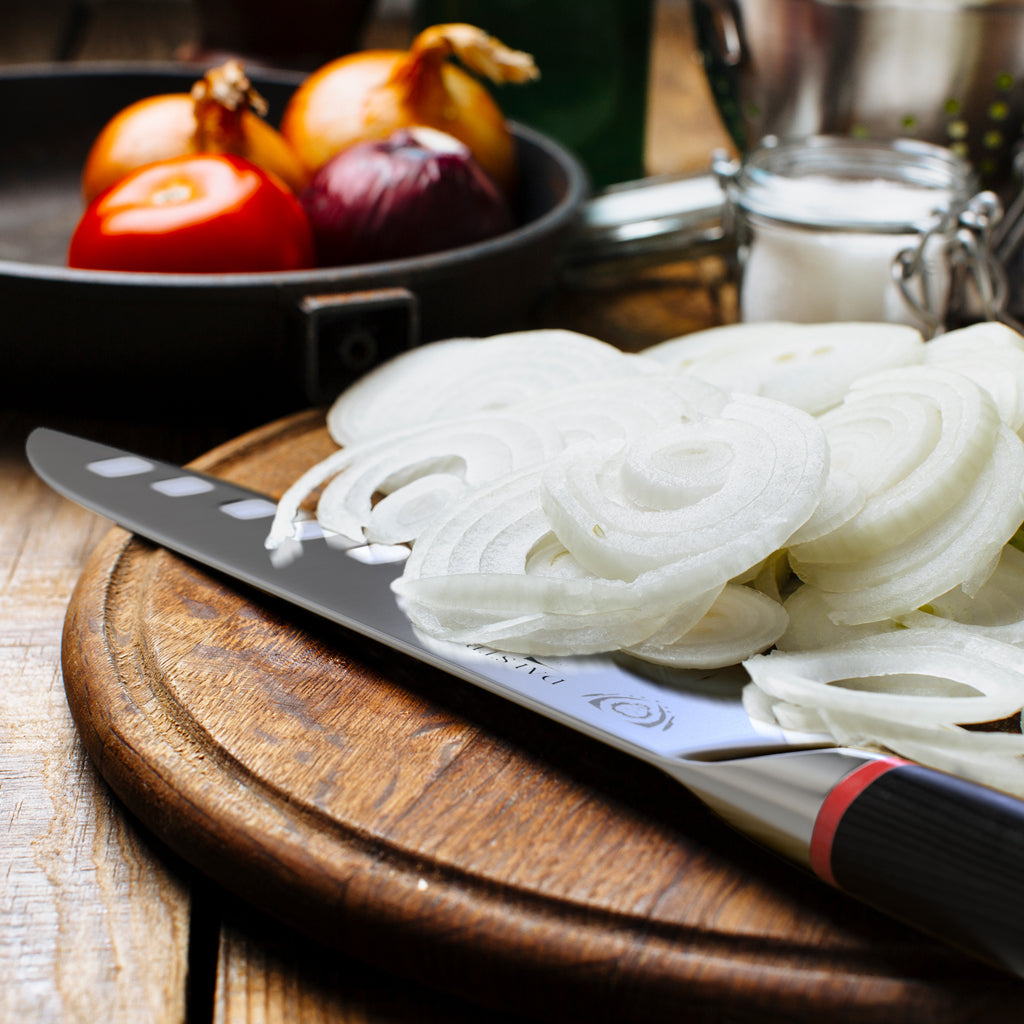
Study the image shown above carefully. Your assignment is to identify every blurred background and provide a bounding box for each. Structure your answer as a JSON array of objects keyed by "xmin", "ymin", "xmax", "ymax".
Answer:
[{"xmin": 0, "ymin": 0, "xmax": 734, "ymax": 183}]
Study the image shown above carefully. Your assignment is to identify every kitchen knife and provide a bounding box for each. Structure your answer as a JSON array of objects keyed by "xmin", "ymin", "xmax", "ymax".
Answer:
[{"xmin": 27, "ymin": 426, "xmax": 1024, "ymax": 978}]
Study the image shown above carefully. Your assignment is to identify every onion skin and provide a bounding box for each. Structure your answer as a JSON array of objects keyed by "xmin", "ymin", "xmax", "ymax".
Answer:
[
  {"xmin": 300, "ymin": 127, "xmax": 513, "ymax": 266},
  {"xmin": 81, "ymin": 60, "xmax": 310, "ymax": 202},
  {"xmin": 281, "ymin": 24, "xmax": 538, "ymax": 193}
]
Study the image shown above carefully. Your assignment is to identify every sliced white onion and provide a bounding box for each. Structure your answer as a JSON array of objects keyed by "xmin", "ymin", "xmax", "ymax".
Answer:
[
  {"xmin": 815, "ymin": 709, "xmax": 1024, "ymax": 799},
  {"xmin": 397, "ymin": 573, "xmax": 718, "ymax": 655},
  {"xmin": 394, "ymin": 466, "xmax": 721, "ymax": 654},
  {"xmin": 790, "ymin": 425, "xmax": 1024, "ymax": 623},
  {"xmin": 266, "ymin": 443, "xmax": 358, "ymax": 552},
  {"xmin": 924, "ymin": 321, "xmax": 1024, "ymax": 434},
  {"xmin": 274, "ymin": 370, "xmax": 736, "ymax": 553},
  {"xmin": 622, "ymin": 584, "xmax": 788, "ymax": 669},
  {"xmin": 783, "ymin": 545, "xmax": 1024, "ymax": 651},
  {"xmin": 360, "ymin": 473, "xmax": 467, "ymax": 545},
  {"xmin": 899, "ymin": 543, "xmax": 1024, "ymax": 643},
  {"xmin": 745, "ymin": 691, "xmax": 1024, "ymax": 795},
  {"xmin": 769, "ymin": 699, "xmax": 832, "ymax": 737},
  {"xmin": 257, "ymin": 320, "xmax": 1024, "ymax": 805},
  {"xmin": 743, "ymin": 630, "xmax": 1024, "ymax": 726},
  {"xmin": 318, "ymin": 414, "xmax": 567, "ymax": 544},
  {"xmin": 640, "ymin": 321, "xmax": 925, "ymax": 414},
  {"xmin": 784, "ymin": 467, "xmax": 865, "ymax": 546},
  {"xmin": 326, "ymin": 330, "xmax": 649, "ymax": 445},
  {"xmin": 792, "ymin": 366, "xmax": 1001, "ymax": 565},
  {"xmin": 539, "ymin": 393, "xmax": 829, "ymax": 587},
  {"xmin": 326, "ymin": 337, "xmax": 473, "ymax": 446},
  {"xmin": 742, "ymin": 679, "xmax": 785, "ymax": 728},
  {"xmin": 777, "ymin": 583, "xmax": 901, "ymax": 651},
  {"xmin": 517, "ymin": 374, "xmax": 728, "ymax": 447},
  {"xmin": 264, "ymin": 319, "xmax": 1024, "ymax": 803},
  {"xmin": 265, "ymin": 412, "xmax": 566, "ymax": 550}
]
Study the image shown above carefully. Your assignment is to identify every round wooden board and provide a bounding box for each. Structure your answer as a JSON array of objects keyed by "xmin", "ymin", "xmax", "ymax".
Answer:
[{"xmin": 61, "ymin": 409, "xmax": 1024, "ymax": 1023}]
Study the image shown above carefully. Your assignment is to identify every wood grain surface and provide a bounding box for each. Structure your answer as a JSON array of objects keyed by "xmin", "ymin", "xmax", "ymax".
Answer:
[
  {"xmin": 59, "ymin": 408, "xmax": 1024, "ymax": 1024},
  {"xmin": 0, "ymin": 414, "xmax": 193, "ymax": 1024}
]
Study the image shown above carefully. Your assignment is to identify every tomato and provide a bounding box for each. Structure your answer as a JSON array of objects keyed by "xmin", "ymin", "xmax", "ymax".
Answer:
[{"xmin": 68, "ymin": 153, "xmax": 315, "ymax": 273}]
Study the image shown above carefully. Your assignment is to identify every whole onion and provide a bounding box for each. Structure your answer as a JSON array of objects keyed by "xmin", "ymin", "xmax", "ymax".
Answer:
[
  {"xmin": 300, "ymin": 126, "xmax": 514, "ymax": 267},
  {"xmin": 299, "ymin": 126, "xmax": 516, "ymax": 268},
  {"xmin": 82, "ymin": 60, "xmax": 310, "ymax": 203},
  {"xmin": 281, "ymin": 23, "xmax": 538, "ymax": 193}
]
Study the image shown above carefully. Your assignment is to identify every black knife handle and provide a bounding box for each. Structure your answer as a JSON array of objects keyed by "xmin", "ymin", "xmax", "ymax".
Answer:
[{"xmin": 811, "ymin": 758, "xmax": 1024, "ymax": 975}]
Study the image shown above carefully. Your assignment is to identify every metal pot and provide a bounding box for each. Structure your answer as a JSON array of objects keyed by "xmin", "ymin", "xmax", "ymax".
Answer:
[{"xmin": 693, "ymin": 0, "xmax": 1024, "ymax": 200}]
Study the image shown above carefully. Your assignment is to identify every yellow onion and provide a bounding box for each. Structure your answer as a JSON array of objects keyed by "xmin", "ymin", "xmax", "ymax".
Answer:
[
  {"xmin": 81, "ymin": 60, "xmax": 310, "ymax": 202},
  {"xmin": 280, "ymin": 23, "xmax": 538, "ymax": 193}
]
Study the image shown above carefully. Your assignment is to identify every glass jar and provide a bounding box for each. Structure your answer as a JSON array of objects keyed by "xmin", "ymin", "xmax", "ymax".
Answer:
[{"xmin": 715, "ymin": 136, "xmax": 1004, "ymax": 335}]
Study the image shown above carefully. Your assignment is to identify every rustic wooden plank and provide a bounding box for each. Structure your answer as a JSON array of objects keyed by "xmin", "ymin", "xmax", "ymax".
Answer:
[
  {"xmin": 0, "ymin": 414, "xmax": 193, "ymax": 1024},
  {"xmin": 212, "ymin": 893, "xmax": 537, "ymax": 1024}
]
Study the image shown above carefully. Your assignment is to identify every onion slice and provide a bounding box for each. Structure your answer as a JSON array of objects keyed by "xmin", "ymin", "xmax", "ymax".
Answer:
[
  {"xmin": 326, "ymin": 330, "xmax": 649, "ymax": 445},
  {"xmin": 792, "ymin": 366, "xmax": 1001, "ymax": 565},
  {"xmin": 899, "ymin": 543, "xmax": 1024, "ymax": 643},
  {"xmin": 516, "ymin": 374, "xmax": 728, "ymax": 447},
  {"xmin": 265, "ymin": 411, "xmax": 564, "ymax": 550},
  {"xmin": 784, "ymin": 467, "xmax": 864, "ymax": 547},
  {"xmin": 816, "ymin": 710, "xmax": 1024, "ymax": 799},
  {"xmin": 622, "ymin": 584, "xmax": 788, "ymax": 670},
  {"xmin": 743, "ymin": 630, "xmax": 1024, "ymax": 726},
  {"xmin": 776, "ymin": 583, "xmax": 901, "ymax": 652},
  {"xmin": 783, "ymin": 544, "xmax": 1024, "ymax": 650},
  {"xmin": 394, "ymin": 466, "xmax": 722, "ymax": 654},
  {"xmin": 790, "ymin": 424, "xmax": 1024, "ymax": 624},
  {"xmin": 539, "ymin": 393, "xmax": 829, "ymax": 587},
  {"xmin": 923, "ymin": 321, "xmax": 1024, "ymax": 435},
  {"xmin": 640, "ymin": 321, "xmax": 924, "ymax": 414},
  {"xmin": 270, "ymin": 371, "xmax": 736, "ymax": 553}
]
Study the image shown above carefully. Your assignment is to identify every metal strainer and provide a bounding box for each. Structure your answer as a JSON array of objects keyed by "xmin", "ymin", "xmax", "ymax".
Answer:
[{"xmin": 692, "ymin": 0, "xmax": 1024, "ymax": 201}]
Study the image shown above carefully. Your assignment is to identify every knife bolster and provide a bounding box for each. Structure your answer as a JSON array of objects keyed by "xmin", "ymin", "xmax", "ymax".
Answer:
[{"xmin": 660, "ymin": 746, "xmax": 882, "ymax": 868}]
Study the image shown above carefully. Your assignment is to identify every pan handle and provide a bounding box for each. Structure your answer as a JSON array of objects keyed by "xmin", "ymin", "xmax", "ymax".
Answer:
[
  {"xmin": 562, "ymin": 170, "xmax": 732, "ymax": 283},
  {"xmin": 297, "ymin": 287, "xmax": 419, "ymax": 405}
]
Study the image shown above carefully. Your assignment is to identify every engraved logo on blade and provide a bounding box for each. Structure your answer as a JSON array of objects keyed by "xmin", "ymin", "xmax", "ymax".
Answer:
[{"xmin": 584, "ymin": 694, "xmax": 675, "ymax": 731}]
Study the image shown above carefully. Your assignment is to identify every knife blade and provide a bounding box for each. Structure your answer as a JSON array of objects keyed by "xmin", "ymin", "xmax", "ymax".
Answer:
[{"xmin": 27, "ymin": 426, "xmax": 1024, "ymax": 977}]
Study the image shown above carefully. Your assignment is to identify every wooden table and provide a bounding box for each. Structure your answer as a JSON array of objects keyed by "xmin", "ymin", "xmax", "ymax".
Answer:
[{"xmin": 8, "ymin": 4, "xmax": 1004, "ymax": 1022}]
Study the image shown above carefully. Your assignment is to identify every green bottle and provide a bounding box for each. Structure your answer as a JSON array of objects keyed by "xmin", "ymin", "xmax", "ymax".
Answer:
[{"xmin": 413, "ymin": 0, "xmax": 654, "ymax": 189}]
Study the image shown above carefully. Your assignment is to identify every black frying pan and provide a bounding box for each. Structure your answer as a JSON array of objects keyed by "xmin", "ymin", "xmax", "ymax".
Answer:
[{"xmin": 0, "ymin": 63, "xmax": 589, "ymax": 413}]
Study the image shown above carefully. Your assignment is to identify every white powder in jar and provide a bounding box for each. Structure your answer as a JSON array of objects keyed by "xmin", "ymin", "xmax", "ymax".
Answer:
[{"xmin": 737, "ymin": 174, "xmax": 954, "ymax": 326}]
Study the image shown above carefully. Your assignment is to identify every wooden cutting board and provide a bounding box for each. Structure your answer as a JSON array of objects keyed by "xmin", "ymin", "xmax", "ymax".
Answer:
[{"xmin": 61, "ymin": 408, "xmax": 1024, "ymax": 1023}]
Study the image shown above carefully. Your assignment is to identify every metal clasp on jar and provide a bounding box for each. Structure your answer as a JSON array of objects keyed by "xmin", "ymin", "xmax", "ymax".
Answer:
[{"xmin": 893, "ymin": 191, "xmax": 1019, "ymax": 335}]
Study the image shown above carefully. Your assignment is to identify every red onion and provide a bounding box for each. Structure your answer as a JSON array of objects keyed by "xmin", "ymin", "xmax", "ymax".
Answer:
[{"xmin": 300, "ymin": 126, "xmax": 514, "ymax": 266}]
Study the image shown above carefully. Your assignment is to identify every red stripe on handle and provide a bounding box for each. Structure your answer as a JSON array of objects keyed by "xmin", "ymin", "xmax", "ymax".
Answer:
[{"xmin": 810, "ymin": 757, "xmax": 906, "ymax": 887}]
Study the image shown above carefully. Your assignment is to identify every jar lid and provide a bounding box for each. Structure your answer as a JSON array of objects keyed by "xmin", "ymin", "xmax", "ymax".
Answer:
[{"xmin": 718, "ymin": 135, "xmax": 978, "ymax": 233}]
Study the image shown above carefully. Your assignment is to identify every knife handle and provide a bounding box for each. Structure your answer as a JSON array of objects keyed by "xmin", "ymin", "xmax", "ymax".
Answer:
[
  {"xmin": 668, "ymin": 748, "xmax": 1024, "ymax": 975},
  {"xmin": 811, "ymin": 756, "xmax": 1024, "ymax": 976}
]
